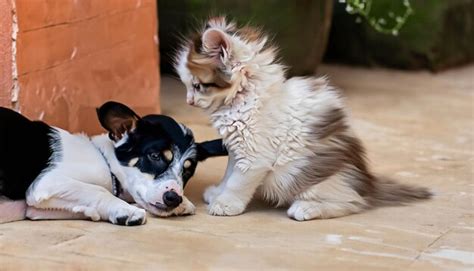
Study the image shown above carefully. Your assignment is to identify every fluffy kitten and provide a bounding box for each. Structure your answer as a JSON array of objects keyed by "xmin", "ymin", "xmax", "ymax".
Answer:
[{"xmin": 175, "ymin": 17, "xmax": 431, "ymax": 221}]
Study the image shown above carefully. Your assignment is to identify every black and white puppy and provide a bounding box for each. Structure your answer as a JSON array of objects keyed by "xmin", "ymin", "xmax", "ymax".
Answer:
[{"xmin": 0, "ymin": 101, "xmax": 226, "ymax": 226}]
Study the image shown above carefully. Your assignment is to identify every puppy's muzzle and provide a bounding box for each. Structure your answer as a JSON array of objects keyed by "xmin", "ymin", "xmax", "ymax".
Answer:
[{"xmin": 162, "ymin": 191, "xmax": 182, "ymax": 208}]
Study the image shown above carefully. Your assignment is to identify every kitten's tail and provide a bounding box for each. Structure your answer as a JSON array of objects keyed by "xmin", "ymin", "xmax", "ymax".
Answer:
[{"xmin": 370, "ymin": 177, "xmax": 432, "ymax": 206}]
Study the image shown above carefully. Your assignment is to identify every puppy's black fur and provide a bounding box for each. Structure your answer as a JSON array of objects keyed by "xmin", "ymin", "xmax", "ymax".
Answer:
[{"xmin": 0, "ymin": 108, "xmax": 56, "ymax": 200}]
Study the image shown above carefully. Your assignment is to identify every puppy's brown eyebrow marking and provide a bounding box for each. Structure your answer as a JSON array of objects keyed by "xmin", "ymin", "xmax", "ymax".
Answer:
[{"xmin": 163, "ymin": 149, "xmax": 173, "ymax": 161}]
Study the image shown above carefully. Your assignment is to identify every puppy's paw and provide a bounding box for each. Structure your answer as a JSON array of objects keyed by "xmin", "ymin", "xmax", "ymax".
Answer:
[
  {"xmin": 287, "ymin": 200, "xmax": 321, "ymax": 221},
  {"xmin": 208, "ymin": 194, "xmax": 246, "ymax": 216},
  {"xmin": 203, "ymin": 185, "xmax": 220, "ymax": 204},
  {"xmin": 110, "ymin": 205, "xmax": 147, "ymax": 226},
  {"xmin": 178, "ymin": 197, "xmax": 196, "ymax": 216},
  {"xmin": 159, "ymin": 196, "xmax": 196, "ymax": 217}
]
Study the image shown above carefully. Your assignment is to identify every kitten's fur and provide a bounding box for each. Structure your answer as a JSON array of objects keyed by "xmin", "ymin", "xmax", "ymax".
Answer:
[{"xmin": 175, "ymin": 17, "xmax": 431, "ymax": 221}]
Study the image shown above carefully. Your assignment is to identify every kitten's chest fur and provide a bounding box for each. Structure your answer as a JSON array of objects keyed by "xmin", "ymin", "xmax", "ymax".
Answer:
[{"xmin": 210, "ymin": 81, "xmax": 321, "ymax": 172}]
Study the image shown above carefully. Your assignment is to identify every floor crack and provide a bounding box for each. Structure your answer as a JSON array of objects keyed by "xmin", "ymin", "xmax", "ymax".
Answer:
[{"xmin": 409, "ymin": 227, "xmax": 452, "ymax": 267}]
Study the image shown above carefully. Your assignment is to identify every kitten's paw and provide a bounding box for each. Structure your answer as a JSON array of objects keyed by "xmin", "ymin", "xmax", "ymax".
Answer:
[
  {"xmin": 203, "ymin": 185, "xmax": 220, "ymax": 204},
  {"xmin": 287, "ymin": 200, "xmax": 322, "ymax": 221},
  {"xmin": 208, "ymin": 194, "xmax": 246, "ymax": 216},
  {"xmin": 109, "ymin": 205, "xmax": 147, "ymax": 226}
]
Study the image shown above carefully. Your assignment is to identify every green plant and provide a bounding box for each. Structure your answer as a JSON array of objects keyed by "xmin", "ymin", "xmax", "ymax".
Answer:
[{"xmin": 341, "ymin": 0, "xmax": 413, "ymax": 35}]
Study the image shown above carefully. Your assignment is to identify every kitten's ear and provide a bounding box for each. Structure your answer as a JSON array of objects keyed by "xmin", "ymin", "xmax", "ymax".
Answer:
[
  {"xmin": 202, "ymin": 29, "xmax": 231, "ymax": 59},
  {"xmin": 96, "ymin": 101, "xmax": 141, "ymax": 141}
]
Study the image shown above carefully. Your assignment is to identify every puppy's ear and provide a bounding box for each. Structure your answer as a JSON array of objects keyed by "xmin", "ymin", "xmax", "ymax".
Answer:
[
  {"xmin": 202, "ymin": 29, "xmax": 231, "ymax": 61},
  {"xmin": 96, "ymin": 101, "xmax": 141, "ymax": 141},
  {"xmin": 196, "ymin": 139, "xmax": 228, "ymax": 161}
]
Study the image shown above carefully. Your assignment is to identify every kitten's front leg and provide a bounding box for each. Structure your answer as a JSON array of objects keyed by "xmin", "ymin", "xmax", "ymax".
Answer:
[
  {"xmin": 203, "ymin": 154, "xmax": 236, "ymax": 204},
  {"xmin": 208, "ymin": 167, "xmax": 267, "ymax": 216}
]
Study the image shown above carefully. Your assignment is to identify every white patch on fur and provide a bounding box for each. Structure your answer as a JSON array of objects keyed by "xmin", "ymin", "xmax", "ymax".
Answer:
[{"xmin": 114, "ymin": 133, "xmax": 129, "ymax": 147}]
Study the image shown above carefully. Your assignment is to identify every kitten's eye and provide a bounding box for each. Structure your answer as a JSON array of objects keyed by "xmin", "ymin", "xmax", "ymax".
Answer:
[{"xmin": 148, "ymin": 152, "xmax": 160, "ymax": 161}]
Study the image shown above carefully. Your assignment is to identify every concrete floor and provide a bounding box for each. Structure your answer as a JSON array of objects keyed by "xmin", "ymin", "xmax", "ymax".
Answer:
[{"xmin": 1, "ymin": 65, "xmax": 473, "ymax": 270}]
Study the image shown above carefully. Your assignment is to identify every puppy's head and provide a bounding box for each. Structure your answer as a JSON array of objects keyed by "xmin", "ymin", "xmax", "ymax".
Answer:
[{"xmin": 97, "ymin": 101, "xmax": 225, "ymax": 216}]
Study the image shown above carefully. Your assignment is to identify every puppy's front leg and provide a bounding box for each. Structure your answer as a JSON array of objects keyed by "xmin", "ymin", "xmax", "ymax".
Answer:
[
  {"xmin": 208, "ymin": 167, "xmax": 267, "ymax": 216},
  {"xmin": 27, "ymin": 176, "xmax": 146, "ymax": 226},
  {"xmin": 26, "ymin": 207, "xmax": 87, "ymax": 220},
  {"xmin": 175, "ymin": 196, "xmax": 196, "ymax": 215}
]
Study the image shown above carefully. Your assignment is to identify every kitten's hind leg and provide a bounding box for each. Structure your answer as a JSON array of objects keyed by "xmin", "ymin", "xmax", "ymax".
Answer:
[
  {"xmin": 288, "ymin": 173, "xmax": 369, "ymax": 221},
  {"xmin": 288, "ymin": 200, "xmax": 367, "ymax": 221}
]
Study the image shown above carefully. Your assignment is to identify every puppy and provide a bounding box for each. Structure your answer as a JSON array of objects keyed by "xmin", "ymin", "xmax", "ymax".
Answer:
[
  {"xmin": 0, "ymin": 101, "xmax": 226, "ymax": 225},
  {"xmin": 175, "ymin": 17, "xmax": 431, "ymax": 221}
]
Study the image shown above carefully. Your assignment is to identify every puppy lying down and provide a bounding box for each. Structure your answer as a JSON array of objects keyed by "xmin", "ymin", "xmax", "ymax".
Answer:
[{"xmin": 0, "ymin": 102, "xmax": 227, "ymax": 226}]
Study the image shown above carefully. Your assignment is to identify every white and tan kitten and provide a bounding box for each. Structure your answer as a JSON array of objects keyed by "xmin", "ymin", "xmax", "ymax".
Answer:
[{"xmin": 175, "ymin": 17, "xmax": 431, "ymax": 221}]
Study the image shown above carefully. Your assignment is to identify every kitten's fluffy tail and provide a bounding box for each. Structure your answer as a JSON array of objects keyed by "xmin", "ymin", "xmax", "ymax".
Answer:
[{"xmin": 370, "ymin": 177, "xmax": 432, "ymax": 206}]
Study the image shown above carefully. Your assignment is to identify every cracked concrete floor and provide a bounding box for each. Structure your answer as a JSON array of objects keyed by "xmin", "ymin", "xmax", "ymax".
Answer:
[{"xmin": 1, "ymin": 64, "xmax": 473, "ymax": 270}]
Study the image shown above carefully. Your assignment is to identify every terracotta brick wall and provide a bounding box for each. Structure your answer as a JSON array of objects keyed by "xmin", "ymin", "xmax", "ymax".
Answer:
[
  {"xmin": 3, "ymin": 0, "xmax": 160, "ymax": 134},
  {"xmin": 0, "ymin": 0, "xmax": 13, "ymax": 108}
]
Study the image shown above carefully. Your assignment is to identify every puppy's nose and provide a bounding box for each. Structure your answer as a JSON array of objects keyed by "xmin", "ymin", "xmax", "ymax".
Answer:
[{"xmin": 162, "ymin": 191, "xmax": 182, "ymax": 208}]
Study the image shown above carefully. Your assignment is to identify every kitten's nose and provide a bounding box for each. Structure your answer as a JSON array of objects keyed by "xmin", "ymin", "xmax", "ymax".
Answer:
[
  {"xmin": 187, "ymin": 99, "xmax": 195, "ymax": 105},
  {"xmin": 162, "ymin": 191, "xmax": 182, "ymax": 208}
]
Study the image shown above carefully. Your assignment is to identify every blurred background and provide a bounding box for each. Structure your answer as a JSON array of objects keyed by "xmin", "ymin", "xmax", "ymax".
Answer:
[
  {"xmin": 1, "ymin": 0, "xmax": 472, "ymax": 133},
  {"xmin": 159, "ymin": 0, "xmax": 474, "ymax": 75}
]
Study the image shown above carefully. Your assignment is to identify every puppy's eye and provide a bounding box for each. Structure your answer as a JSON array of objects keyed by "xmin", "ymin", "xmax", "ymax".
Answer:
[
  {"xmin": 163, "ymin": 149, "xmax": 173, "ymax": 162},
  {"xmin": 183, "ymin": 160, "xmax": 192, "ymax": 169},
  {"xmin": 148, "ymin": 152, "xmax": 160, "ymax": 161}
]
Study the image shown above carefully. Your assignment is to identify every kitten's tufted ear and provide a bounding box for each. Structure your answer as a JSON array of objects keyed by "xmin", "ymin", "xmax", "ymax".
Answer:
[{"xmin": 202, "ymin": 29, "xmax": 231, "ymax": 59}]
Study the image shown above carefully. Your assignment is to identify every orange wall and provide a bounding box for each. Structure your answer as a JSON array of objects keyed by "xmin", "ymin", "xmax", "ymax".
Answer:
[
  {"xmin": 0, "ymin": 0, "xmax": 13, "ymax": 108},
  {"xmin": 12, "ymin": 0, "xmax": 160, "ymax": 134}
]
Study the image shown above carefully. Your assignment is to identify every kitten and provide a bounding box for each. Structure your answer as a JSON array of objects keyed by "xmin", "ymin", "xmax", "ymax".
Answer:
[{"xmin": 175, "ymin": 17, "xmax": 431, "ymax": 221}]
